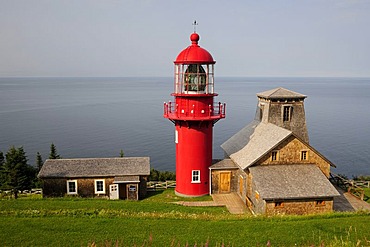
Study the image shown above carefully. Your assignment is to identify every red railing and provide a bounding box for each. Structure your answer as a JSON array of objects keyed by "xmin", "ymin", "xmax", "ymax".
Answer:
[{"xmin": 164, "ymin": 101, "xmax": 226, "ymax": 120}]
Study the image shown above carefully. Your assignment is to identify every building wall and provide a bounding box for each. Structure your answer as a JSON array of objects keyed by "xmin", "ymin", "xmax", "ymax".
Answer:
[
  {"xmin": 139, "ymin": 176, "xmax": 148, "ymax": 199},
  {"xmin": 265, "ymin": 198, "xmax": 334, "ymax": 215},
  {"xmin": 42, "ymin": 176, "xmax": 148, "ymax": 199},
  {"xmin": 237, "ymin": 169, "xmax": 247, "ymax": 201},
  {"xmin": 257, "ymin": 135, "xmax": 331, "ymax": 177},
  {"xmin": 42, "ymin": 177, "xmax": 114, "ymax": 198},
  {"xmin": 247, "ymin": 176, "xmax": 266, "ymax": 214},
  {"xmin": 258, "ymin": 98, "xmax": 309, "ymax": 143},
  {"xmin": 42, "ymin": 178, "xmax": 67, "ymax": 197},
  {"xmin": 210, "ymin": 169, "xmax": 238, "ymax": 194}
]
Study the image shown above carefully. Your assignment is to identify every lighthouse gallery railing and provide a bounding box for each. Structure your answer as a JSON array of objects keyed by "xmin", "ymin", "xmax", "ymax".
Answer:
[{"xmin": 163, "ymin": 101, "xmax": 226, "ymax": 119}]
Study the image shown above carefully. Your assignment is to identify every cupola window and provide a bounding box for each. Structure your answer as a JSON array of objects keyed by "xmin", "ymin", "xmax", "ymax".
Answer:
[{"xmin": 283, "ymin": 106, "xmax": 292, "ymax": 122}]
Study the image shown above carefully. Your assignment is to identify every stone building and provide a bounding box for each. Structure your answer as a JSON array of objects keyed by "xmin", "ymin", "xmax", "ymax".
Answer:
[
  {"xmin": 210, "ymin": 88, "xmax": 340, "ymax": 215},
  {"xmin": 38, "ymin": 157, "xmax": 150, "ymax": 200}
]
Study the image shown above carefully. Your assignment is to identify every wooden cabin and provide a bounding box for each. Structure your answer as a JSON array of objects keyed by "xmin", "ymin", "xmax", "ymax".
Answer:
[
  {"xmin": 38, "ymin": 157, "xmax": 150, "ymax": 200},
  {"xmin": 211, "ymin": 88, "xmax": 340, "ymax": 215}
]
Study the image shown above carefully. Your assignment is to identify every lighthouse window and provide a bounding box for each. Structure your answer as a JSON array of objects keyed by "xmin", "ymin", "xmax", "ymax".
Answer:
[
  {"xmin": 191, "ymin": 170, "xmax": 200, "ymax": 183},
  {"xmin": 184, "ymin": 64, "xmax": 206, "ymax": 92}
]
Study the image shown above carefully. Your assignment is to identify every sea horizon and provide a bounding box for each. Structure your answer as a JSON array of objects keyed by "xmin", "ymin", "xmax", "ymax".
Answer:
[{"xmin": 1, "ymin": 76, "xmax": 369, "ymax": 177}]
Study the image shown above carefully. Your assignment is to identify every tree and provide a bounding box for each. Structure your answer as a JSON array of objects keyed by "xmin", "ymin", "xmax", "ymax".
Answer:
[
  {"xmin": 0, "ymin": 151, "xmax": 4, "ymax": 187},
  {"xmin": 0, "ymin": 151, "xmax": 4, "ymax": 166},
  {"xmin": 0, "ymin": 146, "xmax": 36, "ymax": 199},
  {"xmin": 119, "ymin": 149, "xmax": 124, "ymax": 157},
  {"xmin": 36, "ymin": 152, "xmax": 43, "ymax": 172},
  {"xmin": 49, "ymin": 143, "xmax": 61, "ymax": 159},
  {"xmin": 149, "ymin": 168, "xmax": 175, "ymax": 182},
  {"xmin": 149, "ymin": 168, "xmax": 160, "ymax": 181},
  {"xmin": 34, "ymin": 152, "xmax": 44, "ymax": 188}
]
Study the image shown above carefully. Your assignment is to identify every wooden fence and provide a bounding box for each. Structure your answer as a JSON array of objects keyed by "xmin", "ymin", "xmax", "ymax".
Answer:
[
  {"xmin": 147, "ymin": 181, "xmax": 176, "ymax": 191},
  {"xmin": 330, "ymin": 173, "xmax": 369, "ymax": 201},
  {"xmin": 351, "ymin": 180, "xmax": 370, "ymax": 188}
]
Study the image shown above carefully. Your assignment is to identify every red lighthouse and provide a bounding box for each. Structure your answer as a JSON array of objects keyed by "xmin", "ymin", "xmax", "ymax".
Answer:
[{"xmin": 164, "ymin": 32, "xmax": 225, "ymax": 197}]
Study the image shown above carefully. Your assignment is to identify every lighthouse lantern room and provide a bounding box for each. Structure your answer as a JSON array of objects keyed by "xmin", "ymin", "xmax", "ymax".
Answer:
[{"xmin": 164, "ymin": 31, "xmax": 225, "ymax": 197}]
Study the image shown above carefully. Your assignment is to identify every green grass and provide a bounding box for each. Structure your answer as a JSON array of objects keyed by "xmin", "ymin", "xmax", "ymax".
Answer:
[
  {"xmin": 1, "ymin": 189, "xmax": 370, "ymax": 246},
  {"xmin": 364, "ymin": 188, "xmax": 370, "ymax": 202}
]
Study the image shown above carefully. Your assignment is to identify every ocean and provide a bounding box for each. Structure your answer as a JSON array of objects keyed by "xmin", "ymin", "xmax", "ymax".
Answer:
[{"xmin": 0, "ymin": 77, "xmax": 369, "ymax": 177}]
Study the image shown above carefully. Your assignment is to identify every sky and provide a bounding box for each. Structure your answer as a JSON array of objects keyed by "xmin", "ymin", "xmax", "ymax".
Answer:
[{"xmin": 1, "ymin": 0, "xmax": 370, "ymax": 77}]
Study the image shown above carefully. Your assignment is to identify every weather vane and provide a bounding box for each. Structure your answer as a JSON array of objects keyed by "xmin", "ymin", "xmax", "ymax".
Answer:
[{"xmin": 192, "ymin": 20, "xmax": 198, "ymax": 33}]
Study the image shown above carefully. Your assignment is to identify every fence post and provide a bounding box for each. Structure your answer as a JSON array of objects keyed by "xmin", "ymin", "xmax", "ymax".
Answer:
[{"xmin": 360, "ymin": 190, "xmax": 365, "ymax": 201}]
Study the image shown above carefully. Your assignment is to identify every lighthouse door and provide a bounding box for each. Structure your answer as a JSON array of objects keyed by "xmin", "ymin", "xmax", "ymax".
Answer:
[{"xmin": 219, "ymin": 172, "xmax": 231, "ymax": 193}]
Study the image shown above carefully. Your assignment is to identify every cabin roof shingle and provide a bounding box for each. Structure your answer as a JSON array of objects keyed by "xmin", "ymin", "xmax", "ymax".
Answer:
[
  {"xmin": 38, "ymin": 157, "xmax": 150, "ymax": 178},
  {"xmin": 257, "ymin": 87, "xmax": 307, "ymax": 99},
  {"xmin": 249, "ymin": 164, "xmax": 340, "ymax": 200}
]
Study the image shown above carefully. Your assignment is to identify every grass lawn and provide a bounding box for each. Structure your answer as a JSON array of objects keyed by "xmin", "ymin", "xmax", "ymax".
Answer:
[
  {"xmin": 364, "ymin": 188, "xmax": 370, "ymax": 202},
  {"xmin": 1, "ymin": 190, "xmax": 370, "ymax": 246}
]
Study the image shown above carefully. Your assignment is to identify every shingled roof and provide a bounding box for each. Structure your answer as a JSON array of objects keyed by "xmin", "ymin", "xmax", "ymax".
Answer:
[
  {"xmin": 257, "ymin": 87, "xmax": 307, "ymax": 99},
  {"xmin": 221, "ymin": 122, "xmax": 292, "ymax": 170},
  {"xmin": 38, "ymin": 157, "xmax": 150, "ymax": 178},
  {"xmin": 249, "ymin": 165, "xmax": 340, "ymax": 200},
  {"xmin": 210, "ymin": 159, "xmax": 238, "ymax": 170},
  {"xmin": 221, "ymin": 120, "xmax": 335, "ymax": 170}
]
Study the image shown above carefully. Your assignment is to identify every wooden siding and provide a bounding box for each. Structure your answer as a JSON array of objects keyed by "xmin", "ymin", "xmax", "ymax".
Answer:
[
  {"xmin": 43, "ymin": 178, "xmax": 67, "ymax": 197},
  {"xmin": 42, "ymin": 176, "xmax": 148, "ymax": 199},
  {"xmin": 257, "ymin": 135, "xmax": 331, "ymax": 177},
  {"xmin": 139, "ymin": 176, "xmax": 148, "ymax": 199}
]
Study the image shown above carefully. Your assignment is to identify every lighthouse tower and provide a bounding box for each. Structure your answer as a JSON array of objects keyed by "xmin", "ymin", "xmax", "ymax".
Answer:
[{"xmin": 164, "ymin": 32, "xmax": 225, "ymax": 197}]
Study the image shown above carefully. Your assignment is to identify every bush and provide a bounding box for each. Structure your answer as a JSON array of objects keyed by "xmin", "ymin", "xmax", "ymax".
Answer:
[{"xmin": 149, "ymin": 168, "xmax": 175, "ymax": 181}]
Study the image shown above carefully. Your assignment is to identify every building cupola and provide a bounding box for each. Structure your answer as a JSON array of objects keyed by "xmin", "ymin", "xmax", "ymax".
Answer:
[{"xmin": 255, "ymin": 87, "xmax": 309, "ymax": 143}]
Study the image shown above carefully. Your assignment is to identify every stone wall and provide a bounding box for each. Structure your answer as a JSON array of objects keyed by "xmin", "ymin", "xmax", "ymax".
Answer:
[
  {"xmin": 247, "ymin": 176, "xmax": 266, "ymax": 214},
  {"xmin": 257, "ymin": 135, "xmax": 331, "ymax": 177},
  {"xmin": 265, "ymin": 198, "xmax": 334, "ymax": 215}
]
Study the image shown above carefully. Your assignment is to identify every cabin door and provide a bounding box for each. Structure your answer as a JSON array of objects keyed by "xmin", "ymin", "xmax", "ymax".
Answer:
[
  {"xmin": 219, "ymin": 172, "xmax": 231, "ymax": 193},
  {"xmin": 109, "ymin": 184, "xmax": 119, "ymax": 200}
]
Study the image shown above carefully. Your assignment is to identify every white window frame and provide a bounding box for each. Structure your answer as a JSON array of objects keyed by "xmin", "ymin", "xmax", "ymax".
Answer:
[
  {"xmin": 67, "ymin": 180, "xmax": 78, "ymax": 195},
  {"xmin": 175, "ymin": 130, "xmax": 178, "ymax": 144},
  {"xmin": 191, "ymin": 170, "xmax": 201, "ymax": 183},
  {"xmin": 94, "ymin": 179, "xmax": 106, "ymax": 194}
]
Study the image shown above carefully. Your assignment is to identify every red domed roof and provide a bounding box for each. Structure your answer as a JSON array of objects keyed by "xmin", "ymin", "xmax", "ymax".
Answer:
[{"xmin": 174, "ymin": 33, "xmax": 215, "ymax": 64}]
